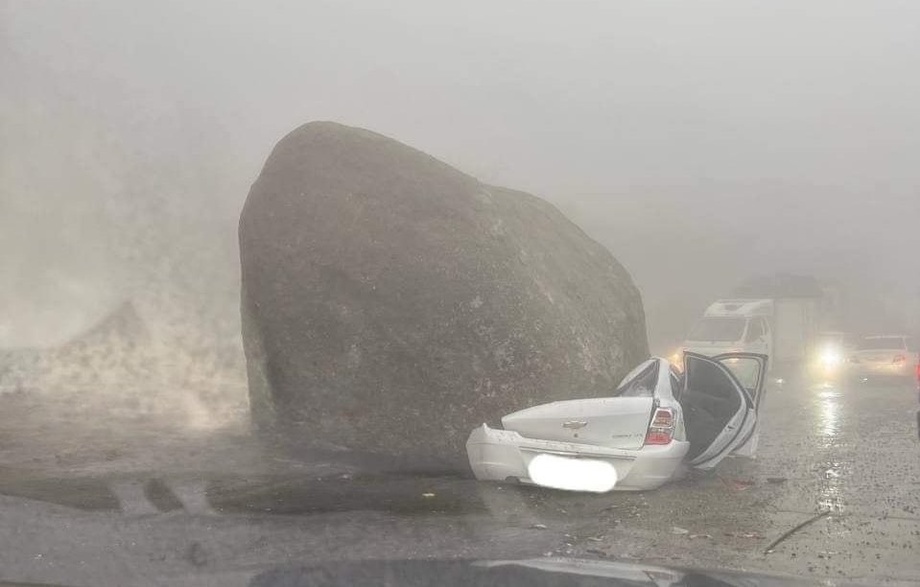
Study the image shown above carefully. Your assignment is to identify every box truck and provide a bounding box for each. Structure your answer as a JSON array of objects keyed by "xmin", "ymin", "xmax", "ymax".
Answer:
[{"xmin": 679, "ymin": 297, "xmax": 821, "ymax": 375}]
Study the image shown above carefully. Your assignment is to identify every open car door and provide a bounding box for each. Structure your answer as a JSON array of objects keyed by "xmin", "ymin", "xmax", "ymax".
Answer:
[
  {"xmin": 682, "ymin": 351, "xmax": 767, "ymax": 470},
  {"xmin": 715, "ymin": 351, "xmax": 768, "ymax": 458}
]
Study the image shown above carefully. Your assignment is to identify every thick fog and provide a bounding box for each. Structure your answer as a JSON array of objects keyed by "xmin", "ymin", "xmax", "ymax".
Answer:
[{"xmin": 3, "ymin": 0, "xmax": 920, "ymax": 356}]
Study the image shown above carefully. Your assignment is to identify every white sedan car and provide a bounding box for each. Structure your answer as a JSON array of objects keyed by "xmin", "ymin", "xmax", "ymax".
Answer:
[
  {"xmin": 847, "ymin": 335, "xmax": 918, "ymax": 381},
  {"xmin": 467, "ymin": 352, "xmax": 767, "ymax": 492}
]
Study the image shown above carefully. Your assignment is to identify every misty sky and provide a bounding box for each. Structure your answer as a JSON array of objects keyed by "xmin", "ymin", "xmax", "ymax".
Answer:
[{"xmin": 3, "ymin": 0, "xmax": 919, "ymax": 349}]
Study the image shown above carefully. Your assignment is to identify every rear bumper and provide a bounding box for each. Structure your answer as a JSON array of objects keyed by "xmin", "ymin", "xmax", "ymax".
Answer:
[
  {"xmin": 848, "ymin": 362, "xmax": 914, "ymax": 378},
  {"xmin": 466, "ymin": 424, "xmax": 689, "ymax": 492}
]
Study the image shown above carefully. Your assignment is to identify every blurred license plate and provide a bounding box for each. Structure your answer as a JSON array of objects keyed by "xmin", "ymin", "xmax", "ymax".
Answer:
[{"xmin": 527, "ymin": 454, "xmax": 618, "ymax": 493}]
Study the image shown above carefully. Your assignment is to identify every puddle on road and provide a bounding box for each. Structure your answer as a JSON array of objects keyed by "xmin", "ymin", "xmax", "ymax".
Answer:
[
  {"xmin": 0, "ymin": 472, "xmax": 490, "ymax": 516},
  {"xmin": 0, "ymin": 472, "xmax": 120, "ymax": 511},
  {"xmin": 209, "ymin": 474, "xmax": 487, "ymax": 516}
]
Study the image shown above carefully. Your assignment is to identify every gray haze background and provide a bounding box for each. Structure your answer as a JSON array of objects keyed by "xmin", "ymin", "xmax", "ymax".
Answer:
[{"xmin": 3, "ymin": 0, "xmax": 920, "ymax": 355}]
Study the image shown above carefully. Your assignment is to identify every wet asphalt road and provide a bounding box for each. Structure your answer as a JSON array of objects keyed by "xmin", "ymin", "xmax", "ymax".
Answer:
[{"xmin": 0, "ymin": 376, "xmax": 918, "ymax": 586}]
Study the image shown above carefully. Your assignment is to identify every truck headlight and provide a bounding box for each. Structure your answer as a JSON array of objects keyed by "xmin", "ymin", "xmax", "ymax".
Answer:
[{"xmin": 820, "ymin": 348, "xmax": 842, "ymax": 367}]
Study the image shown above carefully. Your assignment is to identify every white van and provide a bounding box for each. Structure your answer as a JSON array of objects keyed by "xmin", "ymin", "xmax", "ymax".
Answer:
[
  {"xmin": 679, "ymin": 297, "xmax": 820, "ymax": 375},
  {"xmin": 682, "ymin": 299, "xmax": 773, "ymax": 358}
]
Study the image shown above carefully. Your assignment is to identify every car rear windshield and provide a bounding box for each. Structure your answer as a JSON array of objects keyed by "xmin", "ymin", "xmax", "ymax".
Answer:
[
  {"xmin": 613, "ymin": 361, "xmax": 659, "ymax": 398},
  {"xmin": 686, "ymin": 317, "xmax": 746, "ymax": 342},
  {"xmin": 857, "ymin": 337, "xmax": 906, "ymax": 350}
]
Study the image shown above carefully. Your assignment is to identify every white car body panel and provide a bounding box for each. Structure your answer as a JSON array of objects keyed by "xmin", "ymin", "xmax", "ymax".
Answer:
[
  {"xmin": 501, "ymin": 396, "xmax": 655, "ymax": 451},
  {"xmin": 467, "ymin": 353, "xmax": 767, "ymax": 492},
  {"xmin": 467, "ymin": 424, "xmax": 690, "ymax": 492},
  {"xmin": 849, "ymin": 336, "xmax": 918, "ymax": 378},
  {"xmin": 686, "ymin": 405, "xmax": 749, "ymax": 469}
]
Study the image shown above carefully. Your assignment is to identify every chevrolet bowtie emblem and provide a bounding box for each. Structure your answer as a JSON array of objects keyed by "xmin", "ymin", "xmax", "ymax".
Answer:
[{"xmin": 562, "ymin": 420, "xmax": 588, "ymax": 429}]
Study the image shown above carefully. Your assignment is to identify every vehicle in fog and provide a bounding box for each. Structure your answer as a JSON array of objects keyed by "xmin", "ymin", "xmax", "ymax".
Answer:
[
  {"xmin": 678, "ymin": 298, "xmax": 821, "ymax": 376},
  {"xmin": 808, "ymin": 330, "xmax": 859, "ymax": 382},
  {"xmin": 847, "ymin": 335, "xmax": 918, "ymax": 383},
  {"xmin": 467, "ymin": 352, "xmax": 767, "ymax": 492}
]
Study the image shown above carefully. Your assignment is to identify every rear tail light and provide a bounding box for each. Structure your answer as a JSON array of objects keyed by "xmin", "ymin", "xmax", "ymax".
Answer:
[
  {"xmin": 645, "ymin": 407, "xmax": 674, "ymax": 445},
  {"xmin": 893, "ymin": 355, "xmax": 906, "ymax": 364}
]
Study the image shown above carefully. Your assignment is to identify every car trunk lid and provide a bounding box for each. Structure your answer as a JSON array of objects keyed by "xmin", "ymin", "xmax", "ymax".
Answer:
[{"xmin": 501, "ymin": 396, "xmax": 655, "ymax": 451}]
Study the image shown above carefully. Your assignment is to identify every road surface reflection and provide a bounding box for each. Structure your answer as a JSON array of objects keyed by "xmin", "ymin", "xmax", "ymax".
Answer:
[
  {"xmin": 813, "ymin": 385, "xmax": 844, "ymax": 512},
  {"xmin": 815, "ymin": 387, "xmax": 841, "ymax": 441}
]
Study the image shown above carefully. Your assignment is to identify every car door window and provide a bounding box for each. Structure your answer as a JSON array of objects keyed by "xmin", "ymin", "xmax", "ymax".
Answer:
[
  {"xmin": 717, "ymin": 355, "xmax": 765, "ymax": 406},
  {"xmin": 685, "ymin": 357, "xmax": 744, "ymax": 416}
]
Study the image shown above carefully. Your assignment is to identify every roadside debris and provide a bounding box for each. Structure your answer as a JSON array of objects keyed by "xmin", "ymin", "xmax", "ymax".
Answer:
[
  {"xmin": 670, "ymin": 527, "xmax": 710, "ymax": 539},
  {"xmin": 530, "ymin": 523, "xmax": 548, "ymax": 530},
  {"xmin": 586, "ymin": 548, "xmax": 640, "ymax": 560},
  {"xmin": 725, "ymin": 531, "xmax": 764, "ymax": 539},
  {"xmin": 421, "ymin": 492, "xmax": 435, "ymax": 498},
  {"xmin": 586, "ymin": 548, "xmax": 611, "ymax": 558},
  {"xmin": 764, "ymin": 510, "xmax": 832, "ymax": 554},
  {"xmin": 720, "ymin": 477, "xmax": 755, "ymax": 491}
]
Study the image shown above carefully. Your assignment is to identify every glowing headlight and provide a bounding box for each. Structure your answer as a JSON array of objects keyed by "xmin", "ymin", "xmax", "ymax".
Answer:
[
  {"xmin": 669, "ymin": 349, "xmax": 684, "ymax": 368},
  {"xmin": 820, "ymin": 348, "xmax": 842, "ymax": 366}
]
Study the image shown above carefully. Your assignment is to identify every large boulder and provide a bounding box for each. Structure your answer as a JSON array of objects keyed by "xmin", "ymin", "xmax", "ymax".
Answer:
[{"xmin": 239, "ymin": 121, "xmax": 647, "ymax": 465}]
